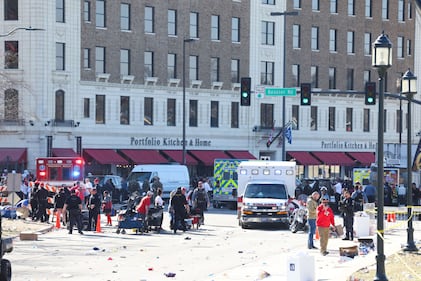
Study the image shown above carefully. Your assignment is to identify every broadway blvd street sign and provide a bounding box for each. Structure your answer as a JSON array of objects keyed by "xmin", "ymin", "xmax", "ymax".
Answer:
[{"xmin": 265, "ymin": 88, "xmax": 297, "ymax": 97}]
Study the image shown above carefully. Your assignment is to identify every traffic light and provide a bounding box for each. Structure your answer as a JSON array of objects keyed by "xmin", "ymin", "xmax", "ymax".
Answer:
[
  {"xmin": 240, "ymin": 77, "xmax": 251, "ymax": 106},
  {"xmin": 300, "ymin": 83, "xmax": 311, "ymax": 106},
  {"xmin": 365, "ymin": 82, "xmax": 376, "ymax": 105}
]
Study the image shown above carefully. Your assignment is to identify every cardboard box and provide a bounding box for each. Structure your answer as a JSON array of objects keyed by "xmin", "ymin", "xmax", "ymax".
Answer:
[{"xmin": 20, "ymin": 231, "xmax": 39, "ymax": 241}]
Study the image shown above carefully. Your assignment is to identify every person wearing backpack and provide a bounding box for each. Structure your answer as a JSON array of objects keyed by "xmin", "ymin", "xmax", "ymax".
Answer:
[{"xmin": 192, "ymin": 181, "xmax": 210, "ymax": 224}]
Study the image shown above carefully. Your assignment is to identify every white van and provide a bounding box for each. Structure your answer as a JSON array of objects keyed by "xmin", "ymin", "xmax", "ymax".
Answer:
[{"xmin": 126, "ymin": 164, "xmax": 190, "ymax": 200}]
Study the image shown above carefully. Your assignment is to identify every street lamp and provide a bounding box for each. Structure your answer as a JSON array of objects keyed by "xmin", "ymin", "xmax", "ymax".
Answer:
[
  {"xmin": 182, "ymin": 38, "xmax": 196, "ymax": 165},
  {"xmin": 401, "ymin": 69, "xmax": 418, "ymax": 252},
  {"xmin": 372, "ymin": 31, "xmax": 392, "ymax": 281},
  {"xmin": 0, "ymin": 26, "xmax": 44, "ymax": 37},
  {"xmin": 270, "ymin": 11, "xmax": 299, "ymax": 161}
]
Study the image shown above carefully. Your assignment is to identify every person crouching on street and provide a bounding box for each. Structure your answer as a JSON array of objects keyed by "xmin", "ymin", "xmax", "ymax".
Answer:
[
  {"xmin": 316, "ymin": 194, "xmax": 336, "ymax": 256},
  {"xmin": 137, "ymin": 191, "xmax": 153, "ymax": 228},
  {"xmin": 307, "ymin": 191, "xmax": 320, "ymax": 249},
  {"xmin": 62, "ymin": 189, "xmax": 83, "ymax": 235}
]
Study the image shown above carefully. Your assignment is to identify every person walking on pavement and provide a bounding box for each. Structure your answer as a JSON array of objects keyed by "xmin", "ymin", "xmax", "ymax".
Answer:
[
  {"xmin": 62, "ymin": 189, "xmax": 84, "ymax": 235},
  {"xmin": 363, "ymin": 182, "xmax": 377, "ymax": 204},
  {"xmin": 102, "ymin": 190, "xmax": 113, "ymax": 226},
  {"xmin": 317, "ymin": 194, "xmax": 336, "ymax": 256},
  {"xmin": 307, "ymin": 191, "xmax": 320, "ymax": 249},
  {"xmin": 169, "ymin": 187, "xmax": 189, "ymax": 233},
  {"xmin": 192, "ymin": 181, "xmax": 210, "ymax": 224},
  {"xmin": 86, "ymin": 187, "xmax": 101, "ymax": 231},
  {"xmin": 340, "ymin": 190, "xmax": 354, "ymax": 241},
  {"xmin": 351, "ymin": 182, "xmax": 367, "ymax": 212}
]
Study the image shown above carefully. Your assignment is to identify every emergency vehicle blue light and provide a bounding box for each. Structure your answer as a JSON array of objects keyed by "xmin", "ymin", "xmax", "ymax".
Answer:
[{"xmin": 73, "ymin": 171, "xmax": 80, "ymax": 177}]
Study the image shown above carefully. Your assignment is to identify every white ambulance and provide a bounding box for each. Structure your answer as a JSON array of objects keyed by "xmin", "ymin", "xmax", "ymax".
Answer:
[{"xmin": 237, "ymin": 161, "xmax": 296, "ymax": 228}]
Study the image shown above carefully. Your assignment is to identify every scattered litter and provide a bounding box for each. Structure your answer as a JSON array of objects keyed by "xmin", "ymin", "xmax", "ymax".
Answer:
[
  {"xmin": 59, "ymin": 273, "xmax": 73, "ymax": 278},
  {"xmin": 148, "ymin": 267, "xmax": 153, "ymax": 271},
  {"xmin": 257, "ymin": 270, "xmax": 270, "ymax": 279},
  {"xmin": 184, "ymin": 237, "xmax": 191, "ymax": 240},
  {"xmin": 107, "ymin": 257, "xmax": 113, "ymax": 260},
  {"xmin": 93, "ymin": 247, "xmax": 100, "ymax": 251},
  {"xmin": 164, "ymin": 272, "xmax": 176, "ymax": 277},
  {"xmin": 112, "ymin": 270, "xmax": 118, "ymax": 273},
  {"xmin": 238, "ymin": 250, "xmax": 243, "ymax": 253}
]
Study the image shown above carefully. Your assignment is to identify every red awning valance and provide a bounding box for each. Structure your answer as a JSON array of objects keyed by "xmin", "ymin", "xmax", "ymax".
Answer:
[
  {"xmin": 347, "ymin": 152, "xmax": 375, "ymax": 166},
  {"xmin": 0, "ymin": 148, "xmax": 27, "ymax": 163},
  {"xmin": 189, "ymin": 150, "xmax": 231, "ymax": 166},
  {"xmin": 120, "ymin": 149, "xmax": 168, "ymax": 164},
  {"xmin": 288, "ymin": 152, "xmax": 321, "ymax": 165},
  {"xmin": 83, "ymin": 149, "xmax": 128, "ymax": 165},
  {"xmin": 160, "ymin": 150, "xmax": 198, "ymax": 165},
  {"xmin": 225, "ymin": 150, "xmax": 256, "ymax": 159},
  {"xmin": 312, "ymin": 152, "xmax": 355, "ymax": 166}
]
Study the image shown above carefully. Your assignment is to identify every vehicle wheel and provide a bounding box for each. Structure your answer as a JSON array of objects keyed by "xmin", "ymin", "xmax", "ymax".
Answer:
[
  {"xmin": 121, "ymin": 229, "xmax": 126, "ymax": 234},
  {"xmin": 116, "ymin": 229, "xmax": 120, "ymax": 234},
  {"xmin": 213, "ymin": 201, "xmax": 219, "ymax": 208},
  {"xmin": 290, "ymin": 222, "xmax": 298, "ymax": 233},
  {"xmin": 240, "ymin": 221, "xmax": 248, "ymax": 229},
  {"xmin": 0, "ymin": 259, "xmax": 11, "ymax": 281}
]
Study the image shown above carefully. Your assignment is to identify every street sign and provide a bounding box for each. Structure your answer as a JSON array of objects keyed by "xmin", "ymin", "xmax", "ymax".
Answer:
[{"xmin": 265, "ymin": 88, "xmax": 297, "ymax": 97}]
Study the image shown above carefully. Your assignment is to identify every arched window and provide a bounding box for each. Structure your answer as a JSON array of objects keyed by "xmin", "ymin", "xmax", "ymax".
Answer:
[
  {"xmin": 55, "ymin": 90, "xmax": 65, "ymax": 121},
  {"xmin": 4, "ymin": 88, "xmax": 18, "ymax": 121}
]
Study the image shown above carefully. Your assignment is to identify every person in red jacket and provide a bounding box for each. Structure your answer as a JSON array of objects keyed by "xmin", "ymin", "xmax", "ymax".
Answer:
[{"xmin": 317, "ymin": 194, "xmax": 336, "ymax": 256}]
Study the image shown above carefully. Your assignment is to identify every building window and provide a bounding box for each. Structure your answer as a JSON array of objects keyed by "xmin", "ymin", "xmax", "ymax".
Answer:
[
  {"xmin": 407, "ymin": 39, "xmax": 412, "ymax": 56},
  {"xmin": 144, "ymin": 51, "xmax": 153, "ymax": 78},
  {"xmin": 292, "ymin": 105, "xmax": 299, "ymax": 130},
  {"xmin": 396, "ymin": 109, "xmax": 402, "ymax": 134},
  {"xmin": 231, "ymin": 59, "xmax": 240, "ymax": 83},
  {"xmin": 190, "ymin": 12, "xmax": 198, "ymax": 38},
  {"xmin": 189, "ymin": 55, "xmax": 198, "ymax": 81},
  {"xmin": 121, "ymin": 3, "xmax": 130, "ymax": 31},
  {"xmin": 363, "ymin": 108, "xmax": 370, "ymax": 132},
  {"xmin": 168, "ymin": 53, "xmax": 177, "ymax": 79},
  {"xmin": 365, "ymin": 0, "xmax": 372, "ymax": 17},
  {"xmin": 382, "ymin": 0, "xmax": 389, "ymax": 20},
  {"xmin": 83, "ymin": 48, "xmax": 90, "ymax": 69},
  {"xmin": 83, "ymin": 98, "xmax": 90, "ymax": 118},
  {"xmin": 120, "ymin": 96, "xmax": 129, "ymax": 125},
  {"xmin": 347, "ymin": 68, "xmax": 354, "ymax": 90},
  {"xmin": 398, "ymin": 0, "xmax": 404, "ymax": 21},
  {"xmin": 189, "ymin": 100, "xmax": 198, "ymax": 127},
  {"xmin": 329, "ymin": 29, "xmax": 336, "ymax": 52},
  {"xmin": 397, "ymin": 36, "xmax": 404, "ymax": 58},
  {"xmin": 231, "ymin": 102, "xmax": 239, "ymax": 128},
  {"xmin": 211, "ymin": 15, "xmax": 220, "ymax": 40},
  {"xmin": 408, "ymin": 2, "xmax": 412, "ymax": 19},
  {"xmin": 293, "ymin": 0, "xmax": 301, "ymax": 9},
  {"xmin": 144, "ymin": 97, "xmax": 153, "ymax": 126},
  {"xmin": 311, "ymin": 27, "xmax": 319, "ymax": 50},
  {"xmin": 55, "ymin": 90, "xmax": 65, "ymax": 122},
  {"xmin": 348, "ymin": 0, "xmax": 355, "ymax": 16},
  {"xmin": 145, "ymin": 6, "xmax": 154, "ymax": 33},
  {"xmin": 329, "ymin": 67, "xmax": 336, "ymax": 89},
  {"xmin": 95, "ymin": 46, "xmax": 105, "ymax": 74},
  {"xmin": 167, "ymin": 98, "xmax": 176, "ymax": 126},
  {"xmin": 4, "ymin": 41, "xmax": 18, "ymax": 69},
  {"xmin": 56, "ymin": 42, "xmax": 65, "ymax": 71},
  {"xmin": 4, "ymin": 89, "xmax": 18, "ymax": 121},
  {"xmin": 232, "ymin": 17, "xmax": 240, "ymax": 42},
  {"xmin": 312, "ymin": 0, "xmax": 319, "ymax": 11},
  {"xmin": 4, "ymin": 0, "xmax": 18, "ymax": 20},
  {"xmin": 364, "ymin": 33, "xmax": 371, "ymax": 55},
  {"xmin": 330, "ymin": 0, "xmax": 337, "ymax": 13},
  {"xmin": 262, "ymin": 0, "xmax": 275, "ymax": 4},
  {"xmin": 260, "ymin": 103, "xmax": 274, "ymax": 128},
  {"xmin": 96, "ymin": 95, "xmax": 105, "ymax": 124},
  {"xmin": 168, "ymin": 9, "xmax": 177, "ymax": 36},
  {"xmin": 261, "ymin": 61, "xmax": 274, "ymax": 85},
  {"xmin": 210, "ymin": 101, "xmax": 219, "ymax": 128},
  {"xmin": 84, "ymin": 1, "xmax": 90, "ymax": 22},
  {"xmin": 292, "ymin": 64, "xmax": 300, "ymax": 87},
  {"xmin": 346, "ymin": 108, "xmax": 353, "ymax": 132},
  {"xmin": 96, "ymin": 0, "xmax": 105, "ymax": 28},
  {"xmin": 56, "ymin": 0, "xmax": 65, "ymax": 23},
  {"xmin": 262, "ymin": 21, "xmax": 275, "ymax": 45},
  {"xmin": 211, "ymin": 57, "xmax": 219, "ymax": 82},
  {"xmin": 347, "ymin": 31, "xmax": 354, "ymax": 54},
  {"xmin": 120, "ymin": 49, "xmax": 130, "ymax": 76},
  {"xmin": 364, "ymin": 70, "xmax": 371, "ymax": 83},
  {"xmin": 328, "ymin": 107, "xmax": 335, "ymax": 131},
  {"xmin": 310, "ymin": 106, "xmax": 317, "ymax": 131},
  {"xmin": 311, "ymin": 66, "xmax": 318, "ymax": 88},
  {"xmin": 293, "ymin": 25, "xmax": 300, "ymax": 48}
]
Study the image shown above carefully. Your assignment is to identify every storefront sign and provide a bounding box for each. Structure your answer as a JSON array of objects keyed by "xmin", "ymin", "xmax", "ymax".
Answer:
[
  {"xmin": 321, "ymin": 140, "xmax": 377, "ymax": 150},
  {"xmin": 130, "ymin": 137, "xmax": 211, "ymax": 147}
]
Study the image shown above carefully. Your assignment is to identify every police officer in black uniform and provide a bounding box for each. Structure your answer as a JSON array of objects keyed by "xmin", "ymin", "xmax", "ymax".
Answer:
[
  {"xmin": 36, "ymin": 183, "xmax": 49, "ymax": 223},
  {"xmin": 87, "ymin": 187, "xmax": 101, "ymax": 231},
  {"xmin": 63, "ymin": 189, "xmax": 84, "ymax": 235}
]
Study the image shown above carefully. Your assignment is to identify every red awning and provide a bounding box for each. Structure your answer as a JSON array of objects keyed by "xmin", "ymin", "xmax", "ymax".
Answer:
[
  {"xmin": 0, "ymin": 148, "xmax": 27, "ymax": 163},
  {"xmin": 347, "ymin": 152, "xmax": 375, "ymax": 166},
  {"xmin": 83, "ymin": 149, "xmax": 128, "ymax": 165},
  {"xmin": 160, "ymin": 150, "xmax": 198, "ymax": 165},
  {"xmin": 288, "ymin": 151, "xmax": 321, "ymax": 165},
  {"xmin": 189, "ymin": 150, "xmax": 231, "ymax": 166},
  {"xmin": 52, "ymin": 148, "xmax": 79, "ymax": 157},
  {"xmin": 120, "ymin": 149, "xmax": 168, "ymax": 164},
  {"xmin": 312, "ymin": 152, "xmax": 355, "ymax": 166},
  {"xmin": 225, "ymin": 150, "xmax": 256, "ymax": 159}
]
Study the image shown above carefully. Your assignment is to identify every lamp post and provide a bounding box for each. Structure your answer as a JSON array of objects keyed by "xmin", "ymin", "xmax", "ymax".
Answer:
[
  {"xmin": 372, "ymin": 31, "xmax": 392, "ymax": 281},
  {"xmin": 270, "ymin": 11, "xmax": 299, "ymax": 161},
  {"xmin": 182, "ymin": 38, "xmax": 196, "ymax": 165},
  {"xmin": 401, "ymin": 69, "xmax": 418, "ymax": 252}
]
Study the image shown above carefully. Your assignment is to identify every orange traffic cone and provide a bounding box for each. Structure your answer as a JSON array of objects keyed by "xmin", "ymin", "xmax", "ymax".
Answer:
[
  {"xmin": 55, "ymin": 212, "xmax": 61, "ymax": 229},
  {"xmin": 95, "ymin": 214, "xmax": 102, "ymax": 233},
  {"xmin": 315, "ymin": 227, "xmax": 320, "ymax": 240},
  {"xmin": 392, "ymin": 213, "xmax": 396, "ymax": 222},
  {"xmin": 387, "ymin": 213, "xmax": 392, "ymax": 222}
]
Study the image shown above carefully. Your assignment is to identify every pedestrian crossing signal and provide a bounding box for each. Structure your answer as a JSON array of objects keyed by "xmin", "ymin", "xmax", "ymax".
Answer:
[
  {"xmin": 365, "ymin": 82, "xmax": 376, "ymax": 105},
  {"xmin": 240, "ymin": 77, "xmax": 251, "ymax": 106}
]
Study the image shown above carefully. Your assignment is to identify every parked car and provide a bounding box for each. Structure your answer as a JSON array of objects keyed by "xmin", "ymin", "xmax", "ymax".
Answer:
[{"xmin": 87, "ymin": 175, "xmax": 127, "ymax": 203}]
